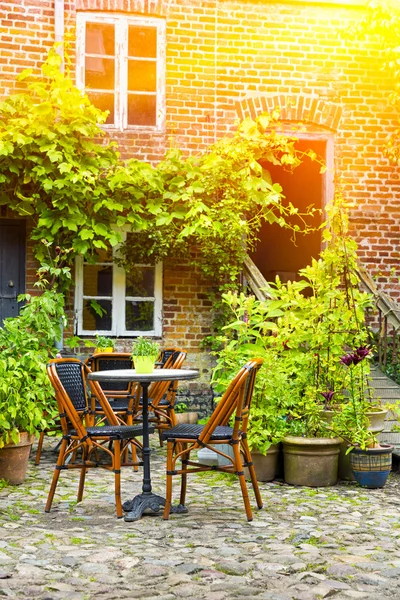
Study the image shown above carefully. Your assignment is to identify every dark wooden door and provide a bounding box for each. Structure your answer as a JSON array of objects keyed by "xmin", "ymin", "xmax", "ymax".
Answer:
[{"xmin": 0, "ymin": 220, "xmax": 26, "ymax": 326}]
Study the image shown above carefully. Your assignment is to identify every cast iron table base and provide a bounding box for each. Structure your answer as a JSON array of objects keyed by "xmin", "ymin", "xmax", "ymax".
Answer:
[{"xmin": 122, "ymin": 494, "xmax": 188, "ymax": 521}]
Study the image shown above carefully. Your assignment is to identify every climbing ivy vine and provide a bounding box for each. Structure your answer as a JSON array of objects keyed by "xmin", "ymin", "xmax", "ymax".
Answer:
[{"xmin": 0, "ymin": 48, "xmax": 320, "ymax": 297}]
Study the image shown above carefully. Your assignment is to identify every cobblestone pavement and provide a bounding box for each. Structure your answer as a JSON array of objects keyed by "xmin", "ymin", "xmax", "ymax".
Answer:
[{"xmin": 1, "ymin": 437, "xmax": 400, "ymax": 600}]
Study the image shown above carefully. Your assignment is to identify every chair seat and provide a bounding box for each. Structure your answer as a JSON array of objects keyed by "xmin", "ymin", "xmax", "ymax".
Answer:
[
  {"xmin": 161, "ymin": 423, "xmax": 234, "ymax": 441},
  {"xmin": 66, "ymin": 424, "xmax": 153, "ymax": 440}
]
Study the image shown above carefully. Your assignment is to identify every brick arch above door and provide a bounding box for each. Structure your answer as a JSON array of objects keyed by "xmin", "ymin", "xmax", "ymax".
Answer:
[{"xmin": 235, "ymin": 94, "xmax": 342, "ymax": 132}]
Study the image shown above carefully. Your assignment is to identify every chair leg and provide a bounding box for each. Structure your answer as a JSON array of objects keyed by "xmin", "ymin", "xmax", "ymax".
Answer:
[
  {"xmin": 77, "ymin": 446, "xmax": 88, "ymax": 503},
  {"xmin": 179, "ymin": 444, "xmax": 189, "ymax": 506},
  {"xmin": 241, "ymin": 439, "xmax": 263, "ymax": 509},
  {"xmin": 35, "ymin": 432, "xmax": 45, "ymax": 466},
  {"xmin": 163, "ymin": 441, "xmax": 174, "ymax": 519},
  {"xmin": 114, "ymin": 440, "xmax": 123, "ymax": 518},
  {"xmin": 130, "ymin": 443, "xmax": 139, "ymax": 472},
  {"xmin": 158, "ymin": 427, "xmax": 164, "ymax": 447},
  {"xmin": 45, "ymin": 438, "xmax": 68, "ymax": 513},
  {"xmin": 233, "ymin": 444, "xmax": 253, "ymax": 521}
]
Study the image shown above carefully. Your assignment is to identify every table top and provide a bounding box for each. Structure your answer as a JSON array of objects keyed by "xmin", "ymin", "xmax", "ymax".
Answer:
[{"xmin": 88, "ymin": 368, "xmax": 200, "ymax": 383}]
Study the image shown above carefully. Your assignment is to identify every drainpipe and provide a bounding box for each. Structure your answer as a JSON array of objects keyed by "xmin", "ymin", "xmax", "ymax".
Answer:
[{"xmin": 54, "ymin": 0, "xmax": 65, "ymax": 72}]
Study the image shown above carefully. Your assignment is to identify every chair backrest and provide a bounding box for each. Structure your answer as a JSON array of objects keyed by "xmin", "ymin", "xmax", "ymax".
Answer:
[
  {"xmin": 157, "ymin": 348, "xmax": 180, "ymax": 368},
  {"xmin": 47, "ymin": 358, "xmax": 119, "ymax": 441},
  {"xmin": 198, "ymin": 358, "xmax": 263, "ymax": 446},
  {"xmin": 86, "ymin": 352, "xmax": 134, "ymax": 396},
  {"xmin": 47, "ymin": 359, "xmax": 92, "ymax": 441},
  {"xmin": 148, "ymin": 349, "xmax": 187, "ymax": 408}
]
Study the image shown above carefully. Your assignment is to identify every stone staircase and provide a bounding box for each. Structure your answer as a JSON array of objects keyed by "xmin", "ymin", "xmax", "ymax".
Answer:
[{"xmin": 371, "ymin": 366, "xmax": 400, "ymax": 452}]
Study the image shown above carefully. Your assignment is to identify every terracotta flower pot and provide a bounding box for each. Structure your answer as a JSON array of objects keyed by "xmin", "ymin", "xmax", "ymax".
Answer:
[
  {"xmin": 175, "ymin": 412, "xmax": 198, "ymax": 424},
  {"xmin": 0, "ymin": 432, "xmax": 35, "ymax": 485},
  {"xmin": 322, "ymin": 408, "xmax": 388, "ymax": 433},
  {"xmin": 244, "ymin": 444, "xmax": 280, "ymax": 482}
]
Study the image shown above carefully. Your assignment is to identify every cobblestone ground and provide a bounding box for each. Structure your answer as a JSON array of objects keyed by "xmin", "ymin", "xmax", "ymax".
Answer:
[{"xmin": 1, "ymin": 437, "xmax": 400, "ymax": 600}]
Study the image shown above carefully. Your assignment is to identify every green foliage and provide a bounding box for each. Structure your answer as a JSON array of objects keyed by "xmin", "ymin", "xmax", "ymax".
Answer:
[
  {"xmin": 211, "ymin": 196, "xmax": 374, "ymax": 448},
  {"xmin": 93, "ymin": 335, "xmax": 115, "ymax": 350},
  {"xmin": 1, "ymin": 47, "xmax": 321, "ymax": 321},
  {"xmin": 175, "ymin": 402, "xmax": 189, "ymax": 414},
  {"xmin": 0, "ymin": 48, "xmax": 124, "ymax": 290},
  {"xmin": 64, "ymin": 335, "xmax": 82, "ymax": 351},
  {"xmin": 0, "ymin": 291, "xmax": 64, "ymax": 447},
  {"xmin": 131, "ymin": 336, "xmax": 160, "ymax": 357},
  {"xmin": 114, "ymin": 114, "xmax": 321, "ymax": 290}
]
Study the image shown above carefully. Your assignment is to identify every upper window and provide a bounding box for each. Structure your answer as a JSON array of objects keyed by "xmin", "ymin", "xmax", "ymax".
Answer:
[
  {"xmin": 76, "ymin": 13, "xmax": 166, "ymax": 130},
  {"xmin": 75, "ymin": 235, "xmax": 162, "ymax": 337}
]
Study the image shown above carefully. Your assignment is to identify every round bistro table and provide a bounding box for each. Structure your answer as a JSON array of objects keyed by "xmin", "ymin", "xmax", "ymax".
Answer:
[{"xmin": 87, "ymin": 368, "xmax": 199, "ymax": 521}]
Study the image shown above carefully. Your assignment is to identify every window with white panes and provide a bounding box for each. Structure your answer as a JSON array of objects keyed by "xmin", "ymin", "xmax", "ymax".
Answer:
[
  {"xmin": 76, "ymin": 13, "xmax": 166, "ymax": 130},
  {"xmin": 75, "ymin": 235, "xmax": 162, "ymax": 337}
]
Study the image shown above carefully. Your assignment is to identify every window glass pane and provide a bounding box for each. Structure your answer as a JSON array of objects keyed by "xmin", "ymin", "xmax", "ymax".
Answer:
[
  {"xmin": 128, "ymin": 60, "xmax": 156, "ymax": 92},
  {"xmin": 86, "ymin": 22, "xmax": 115, "ymax": 56},
  {"xmin": 83, "ymin": 300, "xmax": 112, "ymax": 331},
  {"xmin": 86, "ymin": 92, "xmax": 115, "ymax": 125},
  {"xmin": 85, "ymin": 57, "xmax": 115, "ymax": 90},
  {"xmin": 128, "ymin": 26, "xmax": 157, "ymax": 58},
  {"xmin": 127, "ymin": 94, "xmax": 156, "ymax": 126},
  {"xmin": 126, "ymin": 301, "xmax": 154, "ymax": 331},
  {"xmin": 126, "ymin": 267, "xmax": 155, "ymax": 297},
  {"xmin": 83, "ymin": 265, "xmax": 113, "ymax": 296}
]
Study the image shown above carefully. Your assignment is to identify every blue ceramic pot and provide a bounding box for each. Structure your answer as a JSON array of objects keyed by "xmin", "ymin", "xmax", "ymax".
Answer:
[{"xmin": 349, "ymin": 444, "xmax": 393, "ymax": 488}]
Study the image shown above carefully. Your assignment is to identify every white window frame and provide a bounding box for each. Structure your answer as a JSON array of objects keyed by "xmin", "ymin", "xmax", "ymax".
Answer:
[
  {"xmin": 75, "ymin": 240, "xmax": 163, "ymax": 337},
  {"xmin": 76, "ymin": 12, "xmax": 166, "ymax": 131}
]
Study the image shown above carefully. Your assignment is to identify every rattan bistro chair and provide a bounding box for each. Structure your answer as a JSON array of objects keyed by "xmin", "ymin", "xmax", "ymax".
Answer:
[
  {"xmin": 161, "ymin": 358, "xmax": 264, "ymax": 521},
  {"xmin": 85, "ymin": 353, "xmax": 136, "ymax": 424},
  {"xmin": 45, "ymin": 359, "xmax": 148, "ymax": 518}
]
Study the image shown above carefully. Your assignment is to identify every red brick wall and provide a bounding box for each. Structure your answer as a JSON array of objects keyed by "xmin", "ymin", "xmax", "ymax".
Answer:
[{"xmin": 1, "ymin": 0, "xmax": 400, "ymax": 353}]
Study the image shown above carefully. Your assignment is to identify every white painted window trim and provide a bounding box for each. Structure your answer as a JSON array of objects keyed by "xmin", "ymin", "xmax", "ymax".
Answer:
[
  {"xmin": 75, "ymin": 241, "xmax": 163, "ymax": 338},
  {"xmin": 76, "ymin": 12, "xmax": 166, "ymax": 132}
]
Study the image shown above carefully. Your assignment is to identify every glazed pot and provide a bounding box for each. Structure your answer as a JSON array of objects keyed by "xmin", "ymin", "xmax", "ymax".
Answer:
[
  {"xmin": 134, "ymin": 356, "xmax": 156, "ymax": 374},
  {"xmin": 95, "ymin": 347, "xmax": 114, "ymax": 354},
  {"xmin": 349, "ymin": 444, "xmax": 393, "ymax": 488},
  {"xmin": 282, "ymin": 436, "xmax": 342, "ymax": 487},
  {"xmin": 0, "ymin": 432, "xmax": 35, "ymax": 485}
]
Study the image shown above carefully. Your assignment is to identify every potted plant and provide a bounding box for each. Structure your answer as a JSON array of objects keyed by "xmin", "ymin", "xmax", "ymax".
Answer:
[
  {"xmin": 211, "ymin": 293, "xmax": 291, "ymax": 482},
  {"xmin": 174, "ymin": 402, "xmax": 199, "ymax": 425},
  {"xmin": 212, "ymin": 195, "xmax": 378, "ymax": 486},
  {"xmin": 93, "ymin": 335, "xmax": 115, "ymax": 353},
  {"xmin": 326, "ymin": 347, "xmax": 394, "ymax": 488},
  {"xmin": 0, "ymin": 291, "xmax": 62, "ymax": 484},
  {"xmin": 132, "ymin": 337, "xmax": 160, "ymax": 374}
]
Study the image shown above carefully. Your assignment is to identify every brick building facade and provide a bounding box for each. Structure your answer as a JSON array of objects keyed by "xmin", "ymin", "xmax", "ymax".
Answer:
[{"xmin": 0, "ymin": 0, "xmax": 399, "ymax": 410}]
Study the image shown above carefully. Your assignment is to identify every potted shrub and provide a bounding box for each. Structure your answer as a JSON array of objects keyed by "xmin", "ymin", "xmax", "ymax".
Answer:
[
  {"xmin": 174, "ymin": 402, "xmax": 199, "ymax": 425},
  {"xmin": 132, "ymin": 337, "xmax": 160, "ymax": 374},
  {"xmin": 211, "ymin": 293, "xmax": 291, "ymax": 482},
  {"xmin": 0, "ymin": 291, "xmax": 62, "ymax": 484},
  {"xmin": 212, "ymin": 195, "xmax": 378, "ymax": 486},
  {"xmin": 93, "ymin": 335, "xmax": 115, "ymax": 353},
  {"xmin": 326, "ymin": 347, "xmax": 394, "ymax": 488}
]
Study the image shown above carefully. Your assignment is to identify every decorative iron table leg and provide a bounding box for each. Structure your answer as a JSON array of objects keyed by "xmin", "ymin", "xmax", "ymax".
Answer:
[{"xmin": 123, "ymin": 495, "xmax": 188, "ymax": 520}]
